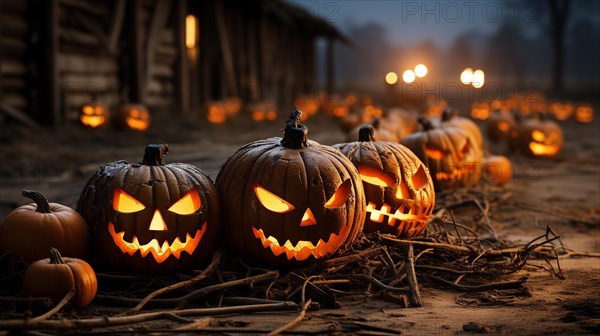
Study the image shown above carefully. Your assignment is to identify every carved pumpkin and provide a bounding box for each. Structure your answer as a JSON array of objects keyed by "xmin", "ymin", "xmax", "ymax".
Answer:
[
  {"xmin": 249, "ymin": 102, "xmax": 277, "ymax": 122},
  {"xmin": 24, "ymin": 247, "xmax": 97, "ymax": 309},
  {"xmin": 574, "ymin": 105, "xmax": 593, "ymax": 123},
  {"xmin": 216, "ymin": 110, "xmax": 365, "ymax": 268},
  {"xmin": 77, "ymin": 144, "xmax": 220, "ymax": 273},
  {"xmin": 482, "ymin": 155, "xmax": 512, "ymax": 186},
  {"xmin": 401, "ymin": 117, "xmax": 483, "ymax": 190},
  {"xmin": 340, "ymin": 105, "xmax": 383, "ymax": 132},
  {"xmin": 334, "ymin": 125, "xmax": 435, "ymax": 238},
  {"xmin": 346, "ymin": 119, "xmax": 399, "ymax": 143},
  {"xmin": 80, "ymin": 103, "xmax": 109, "ymax": 128},
  {"xmin": 439, "ymin": 109, "xmax": 484, "ymax": 150},
  {"xmin": 386, "ymin": 108, "xmax": 419, "ymax": 139},
  {"xmin": 510, "ymin": 114, "xmax": 563, "ymax": 158},
  {"xmin": 486, "ymin": 110, "xmax": 515, "ymax": 142},
  {"xmin": 471, "ymin": 102, "xmax": 491, "ymax": 120},
  {"xmin": 114, "ymin": 104, "xmax": 150, "ymax": 131},
  {"xmin": 549, "ymin": 102, "xmax": 574, "ymax": 121},
  {"xmin": 0, "ymin": 190, "xmax": 89, "ymax": 264},
  {"xmin": 206, "ymin": 101, "xmax": 227, "ymax": 124}
]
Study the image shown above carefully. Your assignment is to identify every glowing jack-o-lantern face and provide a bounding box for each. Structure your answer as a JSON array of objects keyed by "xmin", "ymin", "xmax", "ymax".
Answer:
[
  {"xmin": 80, "ymin": 103, "xmax": 109, "ymax": 128},
  {"xmin": 77, "ymin": 144, "xmax": 220, "ymax": 273},
  {"xmin": 574, "ymin": 106, "xmax": 593, "ymax": 123},
  {"xmin": 335, "ymin": 125, "xmax": 435, "ymax": 238},
  {"xmin": 216, "ymin": 110, "xmax": 365, "ymax": 268},
  {"xmin": 511, "ymin": 115, "xmax": 563, "ymax": 158},
  {"xmin": 401, "ymin": 117, "xmax": 483, "ymax": 190},
  {"xmin": 114, "ymin": 104, "xmax": 150, "ymax": 131}
]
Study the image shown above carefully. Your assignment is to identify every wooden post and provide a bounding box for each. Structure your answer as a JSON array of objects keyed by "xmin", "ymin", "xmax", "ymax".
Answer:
[
  {"xmin": 108, "ymin": 0, "xmax": 126, "ymax": 55},
  {"xmin": 37, "ymin": 0, "xmax": 60, "ymax": 126},
  {"xmin": 174, "ymin": 0, "xmax": 190, "ymax": 115},
  {"xmin": 325, "ymin": 37, "xmax": 334, "ymax": 95},
  {"xmin": 127, "ymin": 0, "xmax": 145, "ymax": 103},
  {"xmin": 215, "ymin": 1, "xmax": 237, "ymax": 98},
  {"xmin": 0, "ymin": 1, "xmax": 4, "ymax": 107},
  {"xmin": 145, "ymin": 0, "xmax": 170, "ymax": 90}
]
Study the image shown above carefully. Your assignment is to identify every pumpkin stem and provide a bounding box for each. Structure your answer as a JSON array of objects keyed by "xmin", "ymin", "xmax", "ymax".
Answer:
[
  {"xmin": 418, "ymin": 116, "xmax": 434, "ymax": 131},
  {"xmin": 441, "ymin": 108, "xmax": 457, "ymax": 122},
  {"xmin": 358, "ymin": 125, "xmax": 375, "ymax": 142},
  {"xmin": 22, "ymin": 190, "xmax": 52, "ymax": 213},
  {"xmin": 281, "ymin": 109, "xmax": 308, "ymax": 149},
  {"xmin": 49, "ymin": 247, "xmax": 65, "ymax": 264},
  {"xmin": 141, "ymin": 144, "xmax": 169, "ymax": 166}
]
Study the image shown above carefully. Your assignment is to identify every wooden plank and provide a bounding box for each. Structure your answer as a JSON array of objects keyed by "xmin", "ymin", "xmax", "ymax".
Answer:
[
  {"xmin": 215, "ymin": 1, "xmax": 237, "ymax": 97},
  {"xmin": 108, "ymin": 0, "xmax": 126, "ymax": 54},
  {"xmin": 160, "ymin": 28, "xmax": 174, "ymax": 45},
  {"xmin": 38, "ymin": 0, "xmax": 60, "ymax": 126},
  {"xmin": 59, "ymin": 28, "xmax": 99, "ymax": 47},
  {"xmin": 151, "ymin": 63, "xmax": 174, "ymax": 78},
  {"xmin": 1, "ymin": 76, "xmax": 27, "ymax": 90},
  {"xmin": 2, "ymin": 94, "xmax": 27, "ymax": 109},
  {"xmin": 57, "ymin": 53, "xmax": 118, "ymax": 73},
  {"xmin": 1, "ymin": 14, "xmax": 28, "ymax": 38},
  {"xmin": 127, "ymin": 0, "xmax": 145, "ymax": 103},
  {"xmin": 71, "ymin": 10, "xmax": 107, "ymax": 46},
  {"xmin": 0, "ymin": 103, "xmax": 40, "ymax": 129},
  {"xmin": 59, "ymin": 0, "xmax": 108, "ymax": 18},
  {"xmin": 173, "ymin": 0, "xmax": 189, "ymax": 115},
  {"xmin": 62, "ymin": 90, "xmax": 119, "ymax": 108},
  {"xmin": 60, "ymin": 73, "xmax": 119, "ymax": 89},
  {"xmin": 146, "ymin": 95, "xmax": 174, "ymax": 107},
  {"xmin": 148, "ymin": 79, "xmax": 174, "ymax": 94},
  {"xmin": 144, "ymin": 0, "xmax": 170, "ymax": 86},
  {"xmin": 0, "ymin": 0, "xmax": 27, "ymax": 14},
  {"xmin": 0, "ymin": 59, "xmax": 26, "ymax": 75},
  {"xmin": 155, "ymin": 45, "xmax": 177, "ymax": 65},
  {"xmin": 1, "ymin": 36, "xmax": 27, "ymax": 56}
]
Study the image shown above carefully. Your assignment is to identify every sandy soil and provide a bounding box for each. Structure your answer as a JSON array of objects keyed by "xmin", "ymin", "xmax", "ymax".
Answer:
[{"xmin": 0, "ymin": 111, "xmax": 598, "ymax": 335}]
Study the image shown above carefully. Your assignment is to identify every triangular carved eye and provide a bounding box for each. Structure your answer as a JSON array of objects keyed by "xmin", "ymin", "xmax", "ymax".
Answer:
[
  {"xmin": 254, "ymin": 183, "xmax": 295, "ymax": 213},
  {"xmin": 358, "ymin": 165, "xmax": 395, "ymax": 187},
  {"xmin": 325, "ymin": 180, "xmax": 351, "ymax": 209},
  {"xmin": 461, "ymin": 139, "xmax": 471, "ymax": 156},
  {"xmin": 426, "ymin": 147, "xmax": 447, "ymax": 160},
  {"xmin": 168, "ymin": 189, "xmax": 201, "ymax": 215},
  {"xmin": 113, "ymin": 188, "xmax": 145, "ymax": 213},
  {"xmin": 411, "ymin": 165, "xmax": 429, "ymax": 189},
  {"xmin": 532, "ymin": 130, "xmax": 545, "ymax": 142}
]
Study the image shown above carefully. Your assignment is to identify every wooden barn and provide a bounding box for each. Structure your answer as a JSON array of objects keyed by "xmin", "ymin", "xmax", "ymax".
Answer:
[{"xmin": 0, "ymin": 0, "xmax": 347, "ymax": 127}]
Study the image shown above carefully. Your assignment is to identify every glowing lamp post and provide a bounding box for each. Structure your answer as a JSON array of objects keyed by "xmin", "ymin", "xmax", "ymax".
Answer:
[
  {"xmin": 402, "ymin": 69, "xmax": 416, "ymax": 83},
  {"xmin": 472, "ymin": 69, "xmax": 485, "ymax": 89},
  {"xmin": 460, "ymin": 68, "xmax": 474, "ymax": 85},
  {"xmin": 385, "ymin": 72, "xmax": 398, "ymax": 85},
  {"xmin": 414, "ymin": 64, "xmax": 428, "ymax": 78}
]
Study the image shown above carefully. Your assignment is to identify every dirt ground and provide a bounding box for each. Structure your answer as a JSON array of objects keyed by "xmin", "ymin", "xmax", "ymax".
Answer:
[{"xmin": 0, "ymin": 109, "xmax": 599, "ymax": 335}]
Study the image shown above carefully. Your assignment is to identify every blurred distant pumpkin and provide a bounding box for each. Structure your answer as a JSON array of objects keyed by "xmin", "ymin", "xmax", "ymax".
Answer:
[
  {"xmin": 386, "ymin": 108, "xmax": 419, "ymax": 139},
  {"xmin": 471, "ymin": 102, "xmax": 491, "ymax": 120},
  {"xmin": 574, "ymin": 105, "xmax": 593, "ymax": 123},
  {"xmin": 77, "ymin": 144, "xmax": 220, "ymax": 273},
  {"xmin": 23, "ymin": 247, "xmax": 97, "ymax": 309},
  {"xmin": 216, "ymin": 110, "xmax": 365, "ymax": 268},
  {"xmin": 249, "ymin": 102, "xmax": 277, "ymax": 122},
  {"xmin": 334, "ymin": 125, "xmax": 435, "ymax": 238},
  {"xmin": 510, "ymin": 113, "xmax": 563, "ymax": 158},
  {"xmin": 340, "ymin": 105, "xmax": 383, "ymax": 132},
  {"xmin": 549, "ymin": 102, "xmax": 574, "ymax": 121},
  {"xmin": 486, "ymin": 110, "xmax": 515, "ymax": 142},
  {"xmin": 482, "ymin": 155, "xmax": 512, "ymax": 186},
  {"xmin": 114, "ymin": 104, "xmax": 150, "ymax": 131},
  {"xmin": 206, "ymin": 101, "xmax": 227, "ymax": 124},
  {"xmin": 401, "ymin": 117, "xmax": 483, "ymax": 190},
  {"xmin": 439, "ymin": 109, "xmax": 484, "ymax": 150},
  {"xmin": 346, "ymin": 118, "xmax": 398, "ymax": 142},
  {"xmin": 0, "ymin": 190, "xmax": 89, "ymax": 264},
  {"xmin": 294, "ymin": 96, "xmax": 319, "ymax": 120},
  {"xmin": 80, "ymin": 103, "xmax": 109, "ymax": 128}
]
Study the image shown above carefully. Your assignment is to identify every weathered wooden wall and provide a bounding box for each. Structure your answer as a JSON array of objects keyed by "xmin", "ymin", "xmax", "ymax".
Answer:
[{"xmin": 0, "ymin": 0, "xmax": 29, "ymax": 113}]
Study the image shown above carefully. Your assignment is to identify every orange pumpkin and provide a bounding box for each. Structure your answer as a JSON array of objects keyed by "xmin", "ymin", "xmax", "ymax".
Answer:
[{"xmin": 482, "ymin": 155, "xmax": 512, "ymax": 186}]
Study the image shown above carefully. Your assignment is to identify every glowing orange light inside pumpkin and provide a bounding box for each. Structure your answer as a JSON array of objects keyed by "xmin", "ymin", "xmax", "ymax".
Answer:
[
  {"xmin": 531, "ymin": 130, "xmax": 546, "ymax": 142},
  {"xmin": 109, "ymin": 222, "xmax": 206, "ymax": 263},
  {"xmin": 185, "ymin": 15, "xmax": 197, "ymax": 49},
  {"xmin": 125, "ymin": 108, "xmax": 150, "ymax": 131},
  {"xmin": 575, "ymin": 106, "xmax": 593, "ymax": 123},
  {"xmin": 358, "ymin": 166, "xmax": 395, "ymax": 187},
  {"xmin": 529, "ymin": 142, "xmax": 560, "ymax": 156},
  {"xmin": 425, "ymin": 148, "xmax": 447, "ymax": 160},
  {"xmin": 411, "ymin": 165, "xmax": 428, "ymax": 189},
  {"xmin": 113, "ymin": 189, "xmax": 146, "ymax": 213},
  {"xmin": 168, "ymin": 190, "xmax": 201, "ymax": 215},
  {"xmin": 324, "ymin": 180, "xmax": 351, "ymax": 208},
  {"xmin": 207, "ymin": 104, "xmax": 227, "ymax": 124},
  {"xmin": 497, "ymin": 121, "xmax": 510, "ymax": 132},
  {"xmin": 300, "ymin": 208, "xmax": 317, "ymax": 227},
  {"xmin": 149, "ymin": 209, "xmax": 168, "ymax": 231},
  {"xmin": 252, "ymin": 111, "xmax": 266, "ymax": 122},
  {"xmin": 266, "ymin": 110, "xmax": 277, "ymax": 121},
  {"xmin": 254, "ymin": 184, "xmax": 295, "ymax": 213}
]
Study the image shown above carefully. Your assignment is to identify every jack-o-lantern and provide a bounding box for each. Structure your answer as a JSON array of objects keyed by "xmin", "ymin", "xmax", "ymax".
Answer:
[
  {"xmin": 294, "ymin": 96, "xmax": 319, "ymax": 120},
  {"xmin": 80, "ymin": 103, "xmax": 109, "ymax": 128},
  {"xmin": 334, "ymin": 125, "xmax": 435, "ymax": 238},
  {"xmin": 574, "ymin": 105, "xmax": 593, "ymax": 123},
  {"xmin": 486, "ymin": 110, "xmax": 515, "ymax": 142},
  {"xmin": 549, "ymin": 102, "xmax": 574, "ymax": 121},
  {"xmin": 77, "ymin": 144, "xmax": 220, "ymax": 273},
  {"xmin": 401, "ymin": 117, "xmax": 483, "ymax": 190},
  {"xmin": 510, "ymin": 114, "xmax": 563, "ymax": 158},
  {"xmin": 206, "ymin": 102, "xmax": 227, "ymax": 124},
  {"xmin": 340, "ymin": 105, "xmax": 383, "ymax": 132},
  {"xmin": 439, "ymin": 109, "xmax": 484, "ymax": 150},
  {"xmin": 386, "ymin": 108, "xmax": 419, "ymax": 140},
  {"xmin": 114, "ymin": 104, "xmax": 150, "ymax": 131},
  {"xmin": 216, "ymin": 110, "xmax": 365, "ymax": 268},
  {"xmin": 345, "ymin": 119, "xmax": 398, "ymax": 143},
  {"xmin": 471, "ymin": 102, "xmax": 491, "ymax": 120},
  {"xmin": 249, "ymin": 102, "xmax": 277, "ymax": 122}
]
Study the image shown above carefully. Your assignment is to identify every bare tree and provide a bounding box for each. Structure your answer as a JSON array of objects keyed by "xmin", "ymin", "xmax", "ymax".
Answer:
[{"xmin": 548, "ymin": 0, "xmax": 571, "ymax": 95}]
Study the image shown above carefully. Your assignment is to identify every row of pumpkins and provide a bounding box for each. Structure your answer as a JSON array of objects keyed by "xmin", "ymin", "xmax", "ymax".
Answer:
[{"xmin": 0, "ymin": 108, "xmax": 544, "ymax": 308}]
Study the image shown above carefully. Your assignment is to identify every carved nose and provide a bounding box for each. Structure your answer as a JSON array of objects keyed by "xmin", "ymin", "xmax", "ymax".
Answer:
[
  {"xmin": 300, "ymin": 208, "xmax": 317, "ymax": 227},
  {"xmin": 149, "ymin": 209, "xmax": 168, "ymax": 231}
]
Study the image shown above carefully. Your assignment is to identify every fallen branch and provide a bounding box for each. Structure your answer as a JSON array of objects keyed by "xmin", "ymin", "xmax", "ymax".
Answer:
[
  {"xmin": 266, "ymin": 299, "xmax": 311, "ymax": 336},
  {"xmin": 30, "ymin": 289, "xmax": 74, "ymax": 322},
  {"xmin": 427, "ymin": 275, "xmax": 527, "ymax": 292}
]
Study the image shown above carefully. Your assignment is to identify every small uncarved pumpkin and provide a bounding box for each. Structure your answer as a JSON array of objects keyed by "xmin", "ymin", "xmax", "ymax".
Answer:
[
  {"xmin": 401, "ymin": 117, "xmax": 483, "ymax": 190},
  {"xmin": 0, "ymin": 191, "xmax": 89, "ymax": 264},
  {"xmin": 216, "ymin": 110, "xmax": 365, "ymax": 268},
  {"xmin": 482, "ymin": 155, "xmax": 512, "ymax": 186},
  {"xmin": 23, "ymin": 247, "xmax": 97, "ymax": 309},
  {"xmin": 335, "ymin": 125, "xmax": 435, "ymax": 238},
  {"xmin": 77, "ymin": 144, "xmax": 220, "ymax": 273}
]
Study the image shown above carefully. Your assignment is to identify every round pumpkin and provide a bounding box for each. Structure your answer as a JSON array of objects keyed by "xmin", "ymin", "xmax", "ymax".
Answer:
[
  {"xmin": 345, "ymin": 118, "xmax": 398, "ymax": 143},
  {"xmin": 216, "ymin": 110, "xmax": 365, "ymax": 268},
  {"xmin": 482, "ymin": 155, "xmax": 512, "ymax": 186},
  {"xmin": 334, "ymin": 125, "xmax": 435, "ymax": 238},
  {"xmin": 113, "ymin": 104, "xmax": 150, "ymax": 131},
  {"xmin": 24, "ymin": 247, "xmax": 97, "ymax": 309},
  {"xmin": 509, "ymin": 113, "xmax": 563, "ymax": 158},
  {"xmin": 401, "ymin": 117, "xmax": 483, "ymax": 190},
  {"xmin": 486, "ymin": 110, "xmax": 515, "ymax": 142},
  {"xmin": 439, "ymin": 108, "xmax": 484, "ymax": 150},
  {"xmin": 80, "ymin": 103, "xmax": 110, "ymax": 128},
  {"xmin": 77, "ymin": 144, "xmax": 220, "ymax": 273},
  {"xmin": 0, "ymin": 191, "xmax": 89, "ymax": 264}
]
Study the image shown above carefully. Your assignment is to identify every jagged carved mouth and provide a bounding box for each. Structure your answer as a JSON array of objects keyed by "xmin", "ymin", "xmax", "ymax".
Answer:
[
  {"xmin": 366, "ymin": 202, "xmax": 428, "ymax": 227},
  {"xmin": 108, "ymin": 222, "xmax": 206, "ymax": 263},
  {"xmin": 251, "ymin": 224, "xmax": 350, "ymax": 261},
  {"xmin": 435, "ymin": 164, "xmax": 476, "ymax": 182},
  {"xmin": 529, "ymin": 143, "xmax": 559, "ymax": 156}
]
